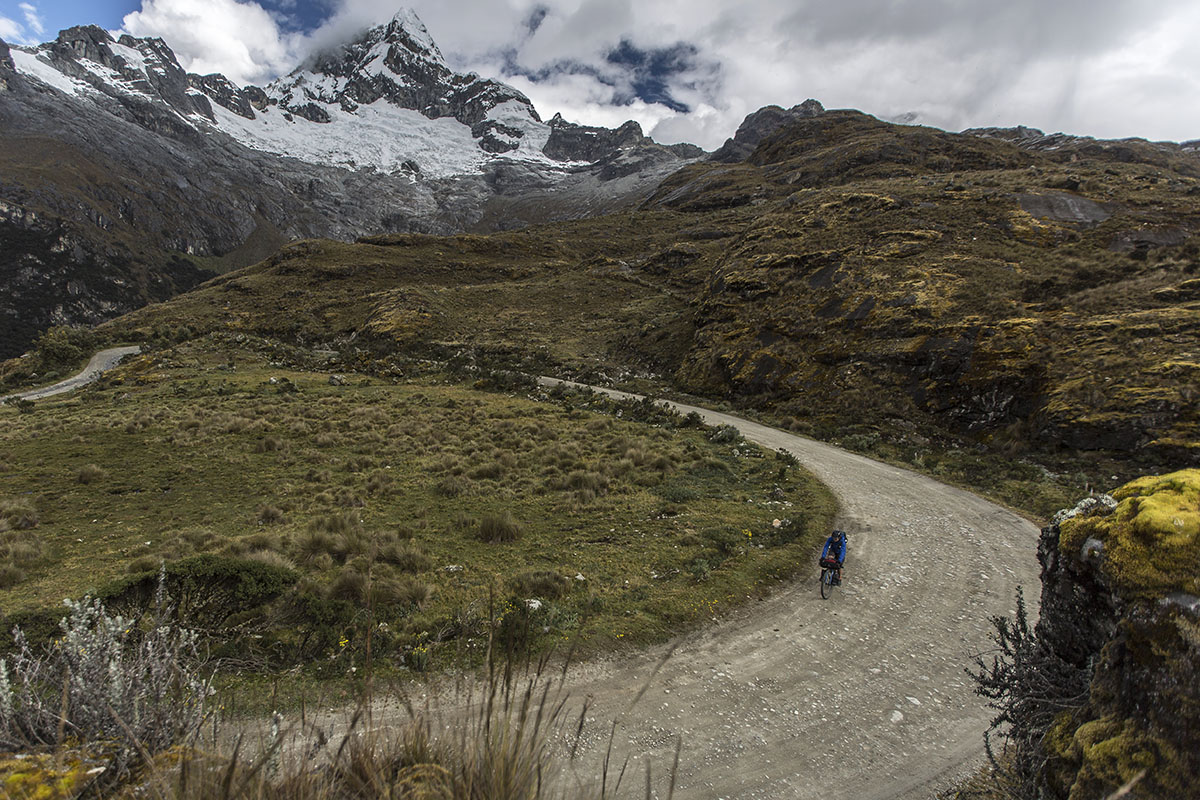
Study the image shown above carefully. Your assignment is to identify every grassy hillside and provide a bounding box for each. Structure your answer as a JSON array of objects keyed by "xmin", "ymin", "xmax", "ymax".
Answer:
[
  {"xmin": 74, "ymin": 111, "xmax": 1200, "ymax": 519},
  {"xmin": 0, "ymin": 337, "xmax": 834, "ymax": 672}
]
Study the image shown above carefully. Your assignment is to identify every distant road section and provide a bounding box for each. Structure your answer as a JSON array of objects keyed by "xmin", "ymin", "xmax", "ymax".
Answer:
[{"xmin": 2, "ymin": 346, "xmax": 142, "ymax": 402}]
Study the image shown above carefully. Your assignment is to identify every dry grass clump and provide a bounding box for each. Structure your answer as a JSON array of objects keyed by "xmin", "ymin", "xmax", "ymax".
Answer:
[
  {"xmin": 378, "ymin": 539, "xmax": 432, "ymax": 573},
  {"xmin": 253, "ymin": 436, "xmax": 286, "ymax": 453},
  {"xmin": 469, "ymin": 461, "xmax": 505, "ymax": 480},
  {"xmin": 256, "ymin": 504, "xmax": 287, "ymax": 525},
  {"xmin": 76, "ymin": 463, "xmax": 107, "ymax": 484},
  {"xmin": 0, "ymin": 563, "xmax": 25, "ymax": 588},
  {"xmin": 315, "ymin": 487, "xmax": 365, "ymax": 508},
  {"xmin": 435, "ymin": 474, "xmax": 474, "ymax": 498},
  {"xmin": 0, "ymin": 498, "xmax": 38, "ymax": 530},
  {"xmin": 243, "ymin": 549, "xmax": 295, "ymax": 571},
  {"xmin": 365, "ymin": 470, "xmax": 393, "ymax": 495},
  {"xmin": 0, "ymin": 514, "xmax": 46, "ymax": 586},
  {"xmin": 478, "ymin": 511, "xmax": 521, "ymax": 543},
  {"xmin": 510, "ymin": 569, "xmax": 571, "ymax": 600}
]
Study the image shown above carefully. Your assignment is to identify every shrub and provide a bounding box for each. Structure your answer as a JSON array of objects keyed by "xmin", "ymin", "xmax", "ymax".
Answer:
[
  {"xmin": 708, "ymin": 424, "xmax": 742, "ymax": 444},
  {"xmin": 478, "ymin": 511, "xmax": 521, "ymax": 543},
  {"xmin": 0, "ymin": 578, "xmax": 213, "ymax": 780},
  {"xmin": 76, "ymin": 463, "xmax": 106, "ymax": 484},
  {"xmin": 101, "ymin": 555, "xmax": 298, "ymax": 633},
  {"xmin": 126, "ymin": 555, "xmax": 162, "ymax": 574}
]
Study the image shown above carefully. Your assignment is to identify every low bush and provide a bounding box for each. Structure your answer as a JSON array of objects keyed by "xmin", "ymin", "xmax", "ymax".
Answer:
[{"xmin": 0, "ymin": 578, "xmax": 213, "ymax": 784}]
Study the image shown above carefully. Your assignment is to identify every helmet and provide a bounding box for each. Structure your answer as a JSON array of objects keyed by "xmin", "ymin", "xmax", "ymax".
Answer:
[{"xmin": 833, "ymin": 529, "xmax": 845, "ymax": 542}]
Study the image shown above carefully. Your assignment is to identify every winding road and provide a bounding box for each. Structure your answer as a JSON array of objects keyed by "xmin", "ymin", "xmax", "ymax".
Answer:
[
  {"xmin": 537, "ymin": 379, "xmax": 1042, "ymax": 799},
  {"xmin": 1, "ymin": 346, "xmax": 141, "ymax": 402},
  {"xmin": 22, "ymin": 353, "xmax": 1039, "ymax": 797}
]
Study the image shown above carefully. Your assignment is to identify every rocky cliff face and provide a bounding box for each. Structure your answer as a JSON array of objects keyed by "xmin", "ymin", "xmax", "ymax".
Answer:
[
  {"xmin": 1031, "ymin": 473, "xmax": 1199, "ymax": 799},
  {"xmin": 0, "ymin": 11, "xmax": 701, "ymax": 358}
]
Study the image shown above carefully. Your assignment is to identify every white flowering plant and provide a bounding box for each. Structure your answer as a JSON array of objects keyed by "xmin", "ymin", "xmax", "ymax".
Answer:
[{"xmin": 0, "ymin": 568, "xmax": 213, "ymax": 775}]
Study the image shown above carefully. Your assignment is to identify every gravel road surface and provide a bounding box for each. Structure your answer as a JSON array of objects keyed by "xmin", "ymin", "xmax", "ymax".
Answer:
[
  {"xmin": 2, "ymin": 346, "xmax": 141, "ymax": 402},
  {"xmin": 537, "ymin": 379, "xmax": 1042, "ymax": 799}
]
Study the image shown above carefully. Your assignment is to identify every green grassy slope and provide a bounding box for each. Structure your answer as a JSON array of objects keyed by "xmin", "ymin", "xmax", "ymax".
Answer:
[{"xmin": 77, "ymin": 111, "xmax": 1200, "ymax": 517}]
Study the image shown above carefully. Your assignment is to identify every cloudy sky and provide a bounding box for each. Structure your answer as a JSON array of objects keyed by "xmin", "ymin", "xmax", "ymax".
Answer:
[{"xmin": 3, "ymin": 0, "xmax": 1199, "ymax": 149}]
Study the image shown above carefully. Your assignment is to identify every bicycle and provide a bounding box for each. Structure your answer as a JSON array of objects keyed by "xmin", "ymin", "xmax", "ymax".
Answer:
[{"xmin": 819, "ymin": 556, "xmax": 842, "ymax": 599}]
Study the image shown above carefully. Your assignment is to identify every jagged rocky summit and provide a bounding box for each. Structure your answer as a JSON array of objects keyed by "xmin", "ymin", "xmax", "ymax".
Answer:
[
  {"xmin": 3, "ymin": 9, "xmax": 682, "ymax": 177},
  {"xmin": 0, "ymin": 9, "xmax": 702, "ymax": 358}
]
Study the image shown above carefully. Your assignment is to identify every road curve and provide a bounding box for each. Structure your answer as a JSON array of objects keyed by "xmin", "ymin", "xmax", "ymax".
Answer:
[
  {"xmin": 1, "ymin": 346, "xmax": 141, "ymax": 402},
  {"xmin": 538, "ymin": 378, "xmax": 1041, "ymax": 799}
]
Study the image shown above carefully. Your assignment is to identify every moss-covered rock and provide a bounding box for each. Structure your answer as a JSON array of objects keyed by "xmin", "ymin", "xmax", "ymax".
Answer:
[
  {"xmin": 1059, "ymin": 469, "xmax": 1200, "ymax": 600},
  {"xmin": 1033, "ymin": 474, "xmax": 1200, "ymax": 799}
]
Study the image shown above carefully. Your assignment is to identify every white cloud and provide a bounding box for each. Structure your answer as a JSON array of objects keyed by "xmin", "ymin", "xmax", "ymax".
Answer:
[
  {"xmin": 18, "ymin": 3, "xmax": 43, "ymax": 36},
  {"xmin": 0, "ymin": 15, "xmax": 24, "ymax": 43},
  {"xmin": 112, "ymin": 0, "xmax": 1200, "ymax": 149},
  {"xmin": 120, "ymin": 0, "xmax": 304, "ymax": 86}
]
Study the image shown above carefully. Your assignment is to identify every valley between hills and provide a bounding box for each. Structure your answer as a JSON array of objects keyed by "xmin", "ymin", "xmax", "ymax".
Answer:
[{"xmin": 1, "ymin": 10, "xmax": 1199, "ymax": 800}]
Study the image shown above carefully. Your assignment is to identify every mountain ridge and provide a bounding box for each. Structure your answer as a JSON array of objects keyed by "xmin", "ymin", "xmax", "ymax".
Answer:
[{"xmin": 0, "ymin": 9, "xmax": 702, "ymax": 358}]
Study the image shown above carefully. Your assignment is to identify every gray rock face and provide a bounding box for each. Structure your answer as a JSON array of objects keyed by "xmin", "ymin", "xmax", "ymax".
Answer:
[
  {"xmin": 266, "ymin": 11, "xmax": 540, "ymax": 146},
  {"xmin": 189, "ymin": 73, "xmax": 254, "ymax": 119},
  {"xmin": 1016, "ymin": 191, "xmax": 1112, "ymax": 225},
  {"xmin": 0, "ymin": 37, "xmax": 12, "ymax": 92},
  {"xmin": 709, "ymin": 99, "xmax": 825, "ymax": 163}
]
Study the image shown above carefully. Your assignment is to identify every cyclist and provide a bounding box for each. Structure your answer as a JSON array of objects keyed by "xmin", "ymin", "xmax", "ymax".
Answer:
[{"xmin": 819, "ymin": 529, "xmax": 848, "ymax": 585}]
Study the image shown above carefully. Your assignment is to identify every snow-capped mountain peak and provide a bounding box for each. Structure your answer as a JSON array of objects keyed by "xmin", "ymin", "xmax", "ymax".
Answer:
[{"xmin": 3, "ymin": 8, "xmax": 690, "ymax": 180}]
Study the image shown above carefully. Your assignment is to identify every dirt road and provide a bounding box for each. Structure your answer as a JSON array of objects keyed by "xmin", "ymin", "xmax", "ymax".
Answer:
[
  {"xmin": 1, "ymin": 346, "xmax": 141, "ymax": 402},
  {"xmin": 538, "ymin": 379, "xmax": 1041, "ymax": 799}
]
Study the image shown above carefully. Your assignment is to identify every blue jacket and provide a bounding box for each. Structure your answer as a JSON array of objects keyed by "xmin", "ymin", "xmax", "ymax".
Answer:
[{"xmin": 821, "ymin": 534, "xmax": 847, "ymax": 563}]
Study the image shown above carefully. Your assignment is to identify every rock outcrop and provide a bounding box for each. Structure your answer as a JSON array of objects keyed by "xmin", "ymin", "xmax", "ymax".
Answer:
[
  {"xmin": 708, "ymin": 98, "xmax": 825, "ymax": 163},
  {"xmin": 1031, "ymin": 472, "xmax": 1199, "ymax": 799}
]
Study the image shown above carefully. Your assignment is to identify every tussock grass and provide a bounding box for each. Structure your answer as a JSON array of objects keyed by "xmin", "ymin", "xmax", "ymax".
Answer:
[
  {"xmin": 75, "ymin": 463, "xmax": 106, "ymax": 484},
  {"xmin": 0, "ymin": 499, "xmax": 38, "ymax": 531},
  {"xmin": 0, "ymin": 351, "xmax": 834, "ymax": 673},
  {"xmin": 478, "ymin": 511, "xmax": 521, "ymax": 543}
]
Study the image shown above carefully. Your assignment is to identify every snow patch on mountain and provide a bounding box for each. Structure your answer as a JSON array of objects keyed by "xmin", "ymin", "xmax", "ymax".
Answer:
[
  {"xmin": 207, "ymin": 99, "xmax": 485, "ymax": 177},
  {"xmin": 9, "ymin": 48, "xmax": 87, "ymax": 96}
]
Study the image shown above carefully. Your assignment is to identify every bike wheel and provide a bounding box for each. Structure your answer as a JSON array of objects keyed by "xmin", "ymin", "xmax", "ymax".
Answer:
[{"xmin": 820, "ymin": 568, "xmax": 833, "ymax": 599}]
